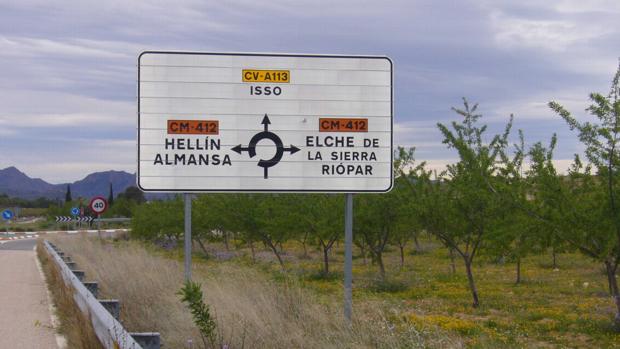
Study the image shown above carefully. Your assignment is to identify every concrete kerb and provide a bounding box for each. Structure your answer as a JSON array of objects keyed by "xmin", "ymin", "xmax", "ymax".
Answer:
[{"xmin": 43, "ymin": 240, "xmax": 161, "ymax": 349}]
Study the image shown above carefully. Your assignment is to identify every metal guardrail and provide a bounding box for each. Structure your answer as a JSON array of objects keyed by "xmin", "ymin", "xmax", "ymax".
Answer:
[
  {"xmin": 94, "ymin": 218, "xmax": 132, "ymax": 223},
  {"xmin": 43, "ymin": 240, "xmax": 160, "ymax": 349}
]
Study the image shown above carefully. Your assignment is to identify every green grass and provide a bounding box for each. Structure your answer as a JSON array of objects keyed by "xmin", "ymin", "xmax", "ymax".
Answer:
[{"xmin": 201, "ymin": 238, "xmax": 620, "ymax": 348}]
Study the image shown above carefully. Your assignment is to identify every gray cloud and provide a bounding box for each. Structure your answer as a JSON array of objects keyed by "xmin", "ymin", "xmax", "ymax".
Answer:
[{"xmin": 0, "ymin": 0, "xmax": 618, "ymax": 182}]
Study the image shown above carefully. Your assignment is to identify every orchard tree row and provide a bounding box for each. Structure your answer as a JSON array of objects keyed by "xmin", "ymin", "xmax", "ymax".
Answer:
[{"xmin": 132, "ymin": 64, "xmax": 620, "ymax": 328}]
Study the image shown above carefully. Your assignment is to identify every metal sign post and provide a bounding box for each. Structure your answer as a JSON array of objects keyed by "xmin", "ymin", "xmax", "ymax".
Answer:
[
  {"xmin": 344, "ymin": 193, "xmax": 354, "ymax": 323},
  {"xmin": 184, "ymin": 193, "xmax": 192, "ymax": 282},
  {"xmin": 89, "ymin": 197, "xmax": 108, "ymax": 231},
  {"xmin": 2, "ymin": 209, "xmax": 12, "ymax": 234}
]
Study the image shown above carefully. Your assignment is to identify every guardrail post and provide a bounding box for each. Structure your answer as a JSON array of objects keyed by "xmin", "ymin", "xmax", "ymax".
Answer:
[
  {"xmin": 44, "ymin": 240, "xmax": 156, "ymax": 347},
  {"xmin": 99, "ymin": 300, "xmax": 120, "ymax": 320},
  {"xmin": 130, "ymin": 333, "xmax": 161, "ymax": 349},
  {"xmin": 62, "ymin": 256, "xmax": 72, "ymax": 263},
  {"xmin": 65, "ymin": 261, "xmax": 77, "ymax": 270},
  {"xmin": 73, "ymin": 270, "xmax": 85, "ymax": 282},
  {"xmin": 83, "ymin": 282, "xmax": 99, "ymax": 298}
]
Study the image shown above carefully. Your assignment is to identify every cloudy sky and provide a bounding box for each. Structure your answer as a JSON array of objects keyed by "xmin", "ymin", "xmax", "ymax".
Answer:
[{"xmin": 0, "ymin": 0, "xmax": 619, "ymax": 183}]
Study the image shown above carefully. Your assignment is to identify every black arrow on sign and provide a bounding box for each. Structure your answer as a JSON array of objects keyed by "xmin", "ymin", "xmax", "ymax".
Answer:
[
  {"xmin": 261, "ymin": 113, "xmax": 271, "ymax": 131},
  {"xmin": 283, "ymin": 145, "xmax": 301, "ymax": 155},
  {"xmin": 231, "ymin": 113, "xmax": 300, "ymax": 179},
  {"xmin": 231, "ymin": 145, "xmax": 253, "ymax": 157}
]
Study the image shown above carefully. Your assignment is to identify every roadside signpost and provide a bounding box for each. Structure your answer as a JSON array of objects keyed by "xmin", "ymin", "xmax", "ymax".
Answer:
[
  {"xmin": 137, "ymin": 51, "xmax": 393, "ymax": 322},
  {"xmin": 89, "ymin": 196, "xmax": 108, "ymax": 230},
  {"xmin": 55, "ymin": 216, "xmax": 93, "ymax": 223},
  {"xmin": 2, "ymin": 209, "xmax": 13, "ymax": 233},
  {"xmin": 2, "ymin": 209, "xmax": 13, "ymax": 221},
  {"xmin": 70, "ymin": 207, "xmax": 81, "ymax": 229}
]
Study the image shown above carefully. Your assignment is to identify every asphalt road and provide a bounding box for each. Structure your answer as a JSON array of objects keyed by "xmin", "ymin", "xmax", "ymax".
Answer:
[
  {"xmin": 0, "ymin": 238, "xmax": 38, "ymax": 250},
  {"xmin": 0, "ymin": 238, "xmax": 60, "ymax": 348}
]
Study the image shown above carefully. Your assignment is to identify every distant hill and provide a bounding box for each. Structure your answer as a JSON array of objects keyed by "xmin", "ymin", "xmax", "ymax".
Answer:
[
  {"xmin": 69, "ymin": 170, "xmax": 135, "ymax": 199},
  {"xmin": 0, "ymin": 167, "xmax": 136, "ymax": 200},
  {"xmin": 0, "ymin": 167, "xmax": 63, "ymax": 199}
]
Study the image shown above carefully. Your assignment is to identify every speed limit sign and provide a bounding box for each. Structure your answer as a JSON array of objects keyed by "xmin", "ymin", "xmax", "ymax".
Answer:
[{"xmin": 89, "ymin": 196, "xmax": 108, "ymax": 215}]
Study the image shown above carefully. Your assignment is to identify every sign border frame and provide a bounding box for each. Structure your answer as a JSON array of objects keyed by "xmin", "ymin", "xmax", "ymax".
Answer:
[
  {"xmin": 137, "ymin": 51, "xmax": 394, "ymax": 193},
  {"xmin": 89, "ymin": 196, "xmax": 108, "ymax": 215}
]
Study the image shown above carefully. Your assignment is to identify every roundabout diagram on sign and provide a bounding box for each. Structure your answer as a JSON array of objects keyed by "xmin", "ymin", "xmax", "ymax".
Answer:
[{"xmin": 232, "ymin": 114, "xmax": 300, "ymax": 179}]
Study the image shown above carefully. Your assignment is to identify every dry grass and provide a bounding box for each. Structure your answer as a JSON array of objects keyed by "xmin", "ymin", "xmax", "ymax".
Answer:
[
  {"xmin": 36, "ymin": 241, "xmax": 104, "ymax": 349},
  {"xmin": 47, "ymin": 235, "xmax": 453, "ymax": 348}
]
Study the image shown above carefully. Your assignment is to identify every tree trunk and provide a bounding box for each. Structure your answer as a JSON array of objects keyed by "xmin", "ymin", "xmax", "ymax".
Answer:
[
  {"xmin": 301, "ymin": 232, "xmax": 309, "ymax": 258},
  {"xmin": 414, "ymin": 235, "xmax": 421, "ymax": 252},
  {"xmin": 359, "ymin": 244, "xmax": 367, "ymax": 265},
  {"xmin": 249, "ymin": 241, "xmax": 256, "ymax": 262},
  {"xmin": 377, "ymin": 251, "xmax": 386, "ymax": 280},
  {"xmin": 266, "ymin": 240, "xmax": 285, "ymax": 269},
  {"xmin": 552, "ymin": 248, "xmax": 557, "ymax": 269},
  {"xmin": 323, "ymin": 247, "xmax": 330, "ymax": 275},
  {"xmin": 399, "ymin": 244, "xmax": 405, "ymax": 269},
  {"xmin": 464, "ymin": 258, "xmax": 480, "ymax": 308},
  {"xmin": 515, "ymin": 256, "xmax": 521, "ymax": 284},
  {"xmin": 223, "ymin": 231, "xmax": 230, "ymax": 251},
  {"xmin": 607, "ymin": 262, "xmax": 615, "ymax": 295},
  {"xmin": 194, "ymin": 238, "xmax": 209, "ymax": 259},
  {"xmin": 604, "ymin": 260, "xmax": 620, "ymax": 328},
  {"xmin": 449, "ymin": 248, "xmax": 456, "ymax": 274}
]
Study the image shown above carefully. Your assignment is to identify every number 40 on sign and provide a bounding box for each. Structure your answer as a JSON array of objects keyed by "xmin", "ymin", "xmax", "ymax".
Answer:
[{"xmin": 89, "ymin": 197, "xmax": 108, "ymax": 215}]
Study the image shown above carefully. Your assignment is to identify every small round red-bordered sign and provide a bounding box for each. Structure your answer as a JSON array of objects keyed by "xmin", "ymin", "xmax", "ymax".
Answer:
[{"xmin": 89, "ymin": 196, "xmax": 108, "ymax": 215}]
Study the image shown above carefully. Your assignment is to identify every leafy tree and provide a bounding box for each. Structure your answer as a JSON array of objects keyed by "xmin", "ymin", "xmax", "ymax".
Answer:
[
  {"xmin": 533, "ymin": 63, "xmax": 620, "ymax": 327},
  {"xmin": 105, "ymin": 197, "xmax": 136, "ymax": 218},
  {"xmin": 65, "ymin": 184, "xmax": 72, "ymax": 203},
  {"xmin": 490, "ymin": 130, "xmax": 545, "ymax": 283},
  {"xmin": 259, "ymin": 194, "xmax": 298, "ymax": 268},
  {"xmin": 131, "ymin": 197, "xmax": 183, "ymax": 241},
  {"xmin": 118, "ymin": 186, "xmax": 146, "ymax": 204},
  {"xmin": 355, "ymin": 180, "xmax": 409, "ymax": 280},
  {"xmin": 290, "ymin": 194, "xmax": 343, "ymax": 275},
  {"xmin": 219, "ymin": 194, "xmax": 291, "ymax": 268},
  {"xmin": 0, "ymin": 194, "xmax": 56, "ymax": 209},
  {"xmin": 391, "ymin": 147, "xmax": 426, "ymax": 268},
  {"xmin": 433, "ymin": 99, "xmax": 512, "ymax": 307},
  {"xmin": 192, "ymin": 194, "xmax": 235, "ymax": 257},
  {"xmin": 107, "ymin": 183, "xmax": 114, "ymax": 206},
  {"xmin": 353, "ymin": 148, "xmax": 423, "ymax": 280}
]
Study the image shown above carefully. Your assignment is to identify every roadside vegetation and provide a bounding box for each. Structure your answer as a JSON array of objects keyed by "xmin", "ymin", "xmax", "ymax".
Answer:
[
  {"xmin": 49, "ymin": 235, "xmax": 452, "ymax": 348},
  {"xmin": 36, "ymin": 241, "xmax": 103, "ymax": 349},
  {"xmin": 39, "ymin": 62, "xmax": 620, "ymax": 347}
]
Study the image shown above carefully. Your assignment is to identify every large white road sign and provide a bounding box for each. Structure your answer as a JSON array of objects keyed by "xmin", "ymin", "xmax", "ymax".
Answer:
[{"xmin": 138, "ymin": 51, "xmax": 393, "ymax": 192}]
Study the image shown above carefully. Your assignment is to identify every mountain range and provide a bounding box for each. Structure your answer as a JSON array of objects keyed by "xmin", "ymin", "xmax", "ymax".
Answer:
[{"xmin": 0, "ymin": 166, "xmax": 136, "ymax": 200}]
